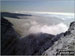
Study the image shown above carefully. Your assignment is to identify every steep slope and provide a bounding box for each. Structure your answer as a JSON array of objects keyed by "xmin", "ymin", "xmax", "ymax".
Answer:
[{"xmin": 42, "ymin": 21, "xmax": 75, "ymax": 56}]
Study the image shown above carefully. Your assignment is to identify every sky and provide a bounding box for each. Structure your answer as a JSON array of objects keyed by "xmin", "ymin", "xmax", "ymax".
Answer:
[{"xmin": 1, "ymin": 0, "xmax": 75, "ymax": 13}]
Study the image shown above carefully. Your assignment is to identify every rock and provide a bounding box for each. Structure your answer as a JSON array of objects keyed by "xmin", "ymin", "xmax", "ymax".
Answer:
[
  {"xmin": 1, "ymin": 17, "xmax": 20, "ymax": 55},
  {"xmin": 68, "ymin": 21, "xmax": 75, "ymax": 35},
  {"xmin": 42, "ymin": 21, "xmax": 75, "ymax": 56},
  {"xmin": 16, "ymin": 33, "xmax": 55, "ymax": 55}
]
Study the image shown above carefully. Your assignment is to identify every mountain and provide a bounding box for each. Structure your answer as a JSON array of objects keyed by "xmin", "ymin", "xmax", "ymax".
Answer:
[
  {"xmin": 1, "ymin": 12, "xmax": 75, "ymax": 55},
  {"xmin": 16, "ymin": 21, "xmax": 75, "ymax": 55},
  {"xmin": 1, "ymin": 17, "xmax": 20, "ymax": 55},
  {"xmin": 42, "ymin": 21, "xmax": 75, "ymax": 56}
]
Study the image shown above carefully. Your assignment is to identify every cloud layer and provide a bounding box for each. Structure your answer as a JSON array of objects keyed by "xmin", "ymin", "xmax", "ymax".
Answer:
[
  {"xmin": 5, "ymin": 16, "xmax": 68, "ymax": 37},
  {"xmin": 28, "ymin": 21, "xmax": 68, "ymax": 35}
]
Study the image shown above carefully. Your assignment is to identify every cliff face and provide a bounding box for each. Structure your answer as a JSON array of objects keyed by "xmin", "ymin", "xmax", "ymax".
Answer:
[
  {"xmin": 42, "ymin": 21, "xmax": 75, "ymax": 56},
  {"xmin": 1, "ymin": 17, "xmax": 20, "ymax": 55}
]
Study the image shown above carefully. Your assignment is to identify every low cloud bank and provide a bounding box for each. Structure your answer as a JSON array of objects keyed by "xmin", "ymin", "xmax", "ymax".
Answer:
[
  {"xmin": 28, "ymin": 21, "xmax": 68, "ymax": 35},
  {"xmin": 5, "ymin": 17, "xmax": 68, "ymax": 37}
]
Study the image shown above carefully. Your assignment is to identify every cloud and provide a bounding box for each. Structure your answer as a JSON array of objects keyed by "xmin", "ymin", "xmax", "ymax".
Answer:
[
  {"xmin": 28, "ymin": 21, "xmax": 68, "ymax": 35},
  {"xmin": 5, "ymin": 17, "xmax": 68, "ymax": 37}
]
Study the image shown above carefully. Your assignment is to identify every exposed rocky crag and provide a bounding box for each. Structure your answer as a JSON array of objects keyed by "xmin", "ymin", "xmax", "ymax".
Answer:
[
  {"xmin": 1, "ymin": 17, "xmax": 20, "ymax": 55},
  {"xmin": 42, "ymin": 21, "xmax": 75, "ymax": 56}
]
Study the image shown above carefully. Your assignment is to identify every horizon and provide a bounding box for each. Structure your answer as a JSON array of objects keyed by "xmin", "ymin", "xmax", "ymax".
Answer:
[
  {"xmin": 1, "ymin": 0, "xmax": 74, "ymax": 13},
  {"xmin": 14, "ymin": 11, "xmax": 74, "ymax": 15}
]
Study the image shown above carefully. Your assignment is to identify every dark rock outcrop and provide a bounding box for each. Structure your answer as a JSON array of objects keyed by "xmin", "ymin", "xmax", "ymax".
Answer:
[
  {"xmin": 16, "ymin": 33, "xmax": 55, "ymax": 55},
  {"xmin": 16, "ymin": 31, "xmax": 64, "ymax": 55},
  {"xmin": 1, "ymin": 17, "xmax": 20, "ymax": 55}
]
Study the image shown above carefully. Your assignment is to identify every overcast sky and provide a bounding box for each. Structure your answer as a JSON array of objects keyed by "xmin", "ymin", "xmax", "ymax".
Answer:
[{"xmin": 1, "ymin": 0, "xmax": 75, "ymax": 13}]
